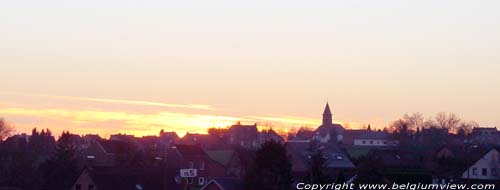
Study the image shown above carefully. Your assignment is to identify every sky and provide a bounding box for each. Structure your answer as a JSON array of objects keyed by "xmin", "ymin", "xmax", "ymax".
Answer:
[{"xmin": 1, "ymin": 1, "xmax": 499, "ymax": 138}]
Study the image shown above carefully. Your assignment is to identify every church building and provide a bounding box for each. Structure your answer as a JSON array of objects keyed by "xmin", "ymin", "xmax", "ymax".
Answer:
[{"xmin": 313, "ymin": 103, "xmax": 345, "ymax": 143}]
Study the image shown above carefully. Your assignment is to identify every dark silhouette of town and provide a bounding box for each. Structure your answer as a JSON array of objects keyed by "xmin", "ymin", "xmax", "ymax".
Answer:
[{"xmin": 1, "ymin": 103, "xmax": 499, "ymax": 190}]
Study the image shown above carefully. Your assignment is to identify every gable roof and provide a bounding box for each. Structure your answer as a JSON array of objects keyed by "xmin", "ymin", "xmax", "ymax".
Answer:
[
  {"xmin": 357, "ymin": 131, "xmax": 390, "ymax": 140},
  {"xmin": 206, "ymin": 150, "xmax": 235, "ymax": 166},
  {"xmin": 95, "ymin": 140, "xmax": 132, "ymax": 154},
  {"xmin": 84, "ymin": 167, "xmax": 182, "ymax": 190},
  {"xmin": 201, "ymin": 178, "xmax": 242, "ymax": 190},
  {"xmin": 174, "ymin": 144, "xmax": 207, "ymax": 157},
  {"xmin": 315, "ymin": 123, "xmax": 345, "ymax": 136}
]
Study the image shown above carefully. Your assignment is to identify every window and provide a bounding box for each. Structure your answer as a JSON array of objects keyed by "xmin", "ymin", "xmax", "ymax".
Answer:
[
  {"xmin": 135, "ymin": 184, "xmax": 143, "ymax": 190},
  {"xmin": 472, "ymin": 168, "xmax": 478, "ymax": 176},
  {"xmin": 75, "ymin": 184, "xmax": 81, "ymax": 190},
  {"xmin": 492, "ymin": 168, "xmax": 498, "ymax": 176},
  {"xmin": 188, "ymin": 161, "xmax": 194, "ymax": 169},
  {"xmin": 198, "ymin": 177, "xmax": 205, "ymax": 186},
  {"xmin": 369, "ymin": 140, "xmax": 373, "ymax": 144},
  {"xmin": 88, "ymin": 185, "xmax": 95, "ymax": 190},
  {"xmin": 199, "ymin": 161, "xmax": 205, "ymax": 170},
  {"xmin": 482, "ymin": 168, "xmax": 487, "ymax": 176},
  {"xmin": 362, "ymin": 140, "xmax": 366, "ymax": 144},
  {"xmin": 188, "ymin": 178, "xmax": 194, "ymax": 184}
]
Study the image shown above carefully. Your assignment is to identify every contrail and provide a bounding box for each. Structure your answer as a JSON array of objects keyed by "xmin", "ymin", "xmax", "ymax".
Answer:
[{"xmin": 0, "ymin": 92, "xmax": 215, "ymax": 110}]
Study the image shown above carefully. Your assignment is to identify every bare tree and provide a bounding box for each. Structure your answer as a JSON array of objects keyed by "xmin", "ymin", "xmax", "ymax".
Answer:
[
  {"xmin": 457, "ymin": 121, "xmax": 478, "ymax": 137},
  {"xmin": 402, "ymin": 112, "xmax": 424, "ymax": 129},
  {"xmin": 435, "ymin": 112, "xmax": 461, "ymax": 132},
  {"xmin": 0, "ymin": 118, "xmax": 14, "ymax": 141}
]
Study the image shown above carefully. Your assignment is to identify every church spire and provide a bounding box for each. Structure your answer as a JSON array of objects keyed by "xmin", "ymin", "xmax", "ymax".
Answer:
[{"xmin": 322, "ymin": 102, "xmax": 332, "ymax": 126}]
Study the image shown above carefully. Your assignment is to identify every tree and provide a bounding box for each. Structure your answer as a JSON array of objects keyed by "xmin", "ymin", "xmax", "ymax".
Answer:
[
  {"xmin": 40, "ymin": 131, "xmax": 80, "ymax": 190},
  {"xmin": 457, "ymin": 121, "xmax": 478, "ymax": 137},
  {"xmin": 355, "ymin": 154, "xmax": 385, "ymax": 184},
  {"xmin": 435, "ymin": 112, "xmax": 461, "ymax": 132},
  {"xmin": 0, "ymin": 118, "xmax": 13, "ymax": 141},
  {"xmin": 306, "ymin": 150, "xmax": 328, "ymax": 184},
  {"xmin": 244, "ymin": 140, "xmax": 292, "ymax": 190},
  {"xmin": 402, "ymin": 113, "xmax": 424, "ymax": 129},
  {"xmin": 389, "ymin": 119, "xmax": 416, "ymax": 148}
]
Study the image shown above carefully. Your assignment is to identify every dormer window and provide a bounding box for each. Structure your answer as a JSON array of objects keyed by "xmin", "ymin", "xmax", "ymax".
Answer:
[{"xmin": 135, "ymin": 184, "xmax": 143, "ymax": 190}]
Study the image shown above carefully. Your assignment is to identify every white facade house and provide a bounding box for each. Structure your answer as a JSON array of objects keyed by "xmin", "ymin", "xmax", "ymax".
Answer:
[
  {"xmin": 353, "ymin": 131, "xmax": 398, "ymax": 147},
  {"xmin": 461, "ymin": 149, "xmax": 500, "ymax": 180}
]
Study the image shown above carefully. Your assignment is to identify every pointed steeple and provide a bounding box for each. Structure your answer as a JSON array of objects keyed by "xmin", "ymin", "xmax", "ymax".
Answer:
[{"xmin": 322, "ymin": 102, "xmax": 332, "ymax": 126}]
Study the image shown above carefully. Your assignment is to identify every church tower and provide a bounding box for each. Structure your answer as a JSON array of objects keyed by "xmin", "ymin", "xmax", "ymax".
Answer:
[{"xmin": 322, "ymin": 102, "xmax": 333, "ymax": 126}]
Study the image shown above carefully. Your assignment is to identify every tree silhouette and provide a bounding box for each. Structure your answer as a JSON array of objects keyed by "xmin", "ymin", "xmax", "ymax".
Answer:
[
  {"xmin": 306, "ymin": 150, "xmax": 328, "ymax": 184},
  {"xmin": 244, "ymin": 140, "xmax": 292, "ymax": 190},
  {"xmin": 0, "ymin": 118, "xmax": 13, "ymax": 141},
  {"xmin": 40, "ymin": 131, "xmax": 80, "ymax": 190},
  {"xmin": 355, "ymin": 154, "xmax": 386, "ymax": 184}
]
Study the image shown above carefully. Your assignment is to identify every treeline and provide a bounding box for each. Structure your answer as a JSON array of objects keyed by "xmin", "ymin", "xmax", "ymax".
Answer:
[{"xmin": 0, "ymin": 126, "xmax": 80, "ymax": 190}]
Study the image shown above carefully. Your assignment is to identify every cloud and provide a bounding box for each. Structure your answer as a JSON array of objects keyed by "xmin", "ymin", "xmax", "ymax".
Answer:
[{"xmin": 0, "ymin": 92, "xmax": 215, "ymax": 110}]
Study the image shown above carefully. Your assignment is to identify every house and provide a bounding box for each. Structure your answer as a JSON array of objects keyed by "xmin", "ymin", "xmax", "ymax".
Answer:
[
  {"xmin": 179, "ymin": 133, "xmax": 224, "ymax": 150},
  {"xmin": 227, "ymin": 123, "xmax": 260, "ymax": 149},
  {"xmin": 286, "ymin": 141, "xmax": 355, "ymax": 182},
  {"xmin": 470, "ymin": 127, "xmax": 500, "ymax": 145},
  {"xmin": 353, "ymin": 131, "xmax": 398, "ymax": 147},
  {"xmin": 293, "ymin": 128, "xmax": 316, "ymax": 141},
  {"xmin": 167, "ymin": 144, "xmax": 226, "ymax": 188},
  {"xmin": 368, "ymin": 149, "xmax": 431, "ymax": 183},
  {"xmin": 82, "ymin": 134, "xmax": 102, "ymax": 149},
  {"xmin": 461, "ymin": 148, "xmax": 500, "ymax": 181},
  {"xmin": 313, "ymin": 103, "xmax": 345, "ymax": 143},
  {"xmin": 200, "ymin": 178, "xmax": 242, "ymax": 190},
  {"xmin": 206, "ymin": 150, "xmax": 243, "ymax": 177},
  {"xmin": 0, "ymin": 134, "xmax": 30, "ymax": 151},
  {"xmin": 159, "ymin": 131, "xmax": 179, "ymax": 146},
  {"xmin": 430, "ymin": 144, "xmax": 492, "ymax": 184},
  {"xmin": 341, "ymin": 129, "xmax": 368, "ymax": 146},
  {"xmin": 81, "ymin": 140, "xmax": 135, "ymax": 166},
  {"xmin": 258, "ymin": 129, "xmax": 284, "ymax": 145},
  {"xmin": 70, "ymin": 166, "xmax": 183, "ymax": 190}
]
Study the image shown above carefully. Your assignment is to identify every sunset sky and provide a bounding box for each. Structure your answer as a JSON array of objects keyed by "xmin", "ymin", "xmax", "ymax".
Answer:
[{"xmin": 1, "ymin": 1, "xmax": 499, "ymax": 138}]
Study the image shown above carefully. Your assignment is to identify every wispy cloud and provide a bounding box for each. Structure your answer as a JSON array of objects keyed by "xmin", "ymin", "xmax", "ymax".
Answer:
[{"xmin": 0, "ymin": 92, "xmax": 215, "ymax": 110}]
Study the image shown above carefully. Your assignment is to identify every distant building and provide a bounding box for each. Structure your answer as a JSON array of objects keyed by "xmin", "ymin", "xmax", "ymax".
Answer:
[
  {"xmin": 341, "ymin": 129, "xmax": 368, "ymax": 145},
  {"xmin": 258, "ymin": 129, "xmax": 284, "ymax": 145},
  {"xmin": 227, "ymin": 123, "xmax": 259, "ymax": 149},
  {"xmin": 470, "ymin": 127, "xmax": 500, "ymax": 145},
  {"xmin": 353, "ymin": 131, "xmax": 398, "ymax": 147},
  {"xmin": 313, "ymin": 103, "xmax": 345, "ymax": 143}
]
